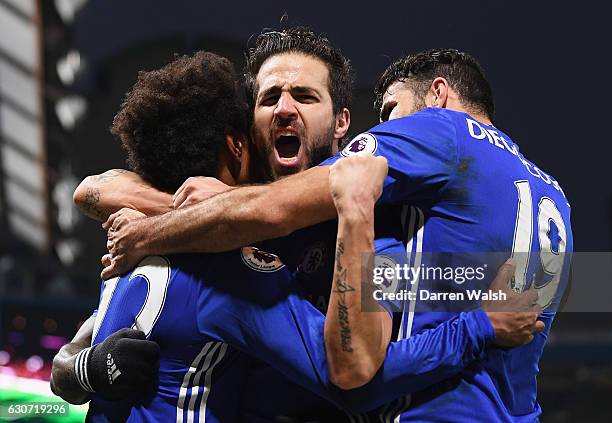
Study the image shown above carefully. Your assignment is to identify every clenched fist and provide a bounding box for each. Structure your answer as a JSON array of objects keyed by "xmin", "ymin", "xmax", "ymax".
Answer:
[
  {"xmin": 101, "ymin": 208, "xmax": 148, "ymax": 279},
  {"xmin": 328, "ymin": 155, "xmax": 388, "ymax": 218}
]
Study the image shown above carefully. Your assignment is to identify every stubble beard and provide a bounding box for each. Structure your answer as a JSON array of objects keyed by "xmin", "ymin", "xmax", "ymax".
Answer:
[{"xmin": 254, "ymin": 121, "xmax": 336, "ymax": 182}]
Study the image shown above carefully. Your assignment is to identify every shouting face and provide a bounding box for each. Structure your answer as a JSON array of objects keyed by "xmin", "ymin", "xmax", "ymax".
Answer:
[{"xmin": 252, "ymin": 52, "xmax": 339, "ymax": 180}]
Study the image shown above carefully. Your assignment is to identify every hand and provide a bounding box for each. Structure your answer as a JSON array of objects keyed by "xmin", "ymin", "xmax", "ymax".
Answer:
[
  {"xmin": 101, "ymin": 208, "xmax": 147, "ymax": 279},
  {"xmin": 74, "ymin": 328, "xmax": 160, "ymax": 400},
  {"xmin": 482, "ymin": 259, "xmax": 545, "ymax": 347},
  {"xmin": 173, "ymin": 177, "xmax": 231, "ymax": 209},
  {"xmin": 329, "ymin": 156, "xmax": 388, "ymax": 217}
]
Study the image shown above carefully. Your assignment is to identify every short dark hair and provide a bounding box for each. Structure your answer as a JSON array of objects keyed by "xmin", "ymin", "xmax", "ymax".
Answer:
[
  {"xmin": 244, "ymin": 26, "xmax": 354, "ymax": 115},
  {"xmin": 374, "ymin": 48, "xmax": 494, "ymax": 120},
  {"xmin": 111, "ymin": 51, "xmax": 248, "ymax": 193}
]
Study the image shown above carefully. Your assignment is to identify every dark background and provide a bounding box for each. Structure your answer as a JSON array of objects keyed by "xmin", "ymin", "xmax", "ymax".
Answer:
[{"xmin": 1, "ymin": 1, "xmax": 611, "ymax": 421}]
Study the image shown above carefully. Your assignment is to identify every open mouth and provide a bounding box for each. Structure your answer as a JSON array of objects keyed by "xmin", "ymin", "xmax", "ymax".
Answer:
[
  {"xmin": 275, "ymin": 135, "xmax": 301, "ymax": 159},
  {"xmin": 273, "ymin": 131, "xmax": 302, "ymax": 169}
]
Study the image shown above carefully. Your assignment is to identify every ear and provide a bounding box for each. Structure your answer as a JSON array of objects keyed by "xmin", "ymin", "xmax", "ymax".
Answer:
[
  {"xmin": 429, "ymin": 77, "xmax": 450, "ymax": 108},
  {"xmin": 333, "ymin": 107, "xmax": 350, "ymax": 140},
  {"xmin": 225, "ymin": 132, "xmax": 246, "ymax": 164}
]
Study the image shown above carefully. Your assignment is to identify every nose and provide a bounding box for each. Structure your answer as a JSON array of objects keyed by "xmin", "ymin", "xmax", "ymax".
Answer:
[{"xmin": 274, "ymin": 92, "xmax": 298, "ymax": 121}]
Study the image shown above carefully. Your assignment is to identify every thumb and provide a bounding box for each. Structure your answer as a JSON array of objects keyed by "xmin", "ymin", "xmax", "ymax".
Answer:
[
  {"xmin": 102, "ymin": 211, "xmax": 119, "ymax": 231},
  {"xmin": 101, "ymin": 261, "xmax": 117, "ymax": 280}
]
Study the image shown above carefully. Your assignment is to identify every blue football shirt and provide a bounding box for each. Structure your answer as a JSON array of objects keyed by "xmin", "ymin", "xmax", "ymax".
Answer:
[
  {"xmin": 87, "ymin": 246, "xmax": 494, "ymax": 421},
  {"xmin": 322, "ymin": 107, "xmax": 573, "ymax": 422}
]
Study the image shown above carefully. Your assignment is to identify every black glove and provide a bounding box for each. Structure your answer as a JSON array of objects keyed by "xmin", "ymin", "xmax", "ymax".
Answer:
[{"xmin": 74, "ymin": 328, "xmax": 160, "ymax": 400}]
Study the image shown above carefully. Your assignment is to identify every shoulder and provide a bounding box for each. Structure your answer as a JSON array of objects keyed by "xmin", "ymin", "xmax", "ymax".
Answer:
[
  {"xmin": 363, "ymin": 108, "xmax": 459, "ymax": 158},
  {"xmin": 371, "ymin": 107, "xmax": 457, "ymax": 137}
]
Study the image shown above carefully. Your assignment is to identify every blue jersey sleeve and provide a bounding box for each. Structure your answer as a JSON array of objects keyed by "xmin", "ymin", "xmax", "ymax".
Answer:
[
  {"xmin": 333, "ymin": 309, "xmax": 495, "ymax": 413},
  {"xmin": 197, "ymin": 267, "xmax": 495, "ymax": 413},
  {"xmin": 321, "ymin": 108, "xmax": 458, "ymax": 206}
]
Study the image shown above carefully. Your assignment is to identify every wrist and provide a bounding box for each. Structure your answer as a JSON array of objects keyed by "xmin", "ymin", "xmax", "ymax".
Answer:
[
  {"xmin": 337, "ymin": 202, "xmax": 375, "ymax": 225},
  {"xmin": 74, "ymin": 346, "xmax": 96, "ymax": 393},
  {"xmin": 337, "ymin": 212, "xmax": 375, "ymax": 252},
  {"xmin": 131, "ymin": 219, "xmax": 152, "ymax": 255}
]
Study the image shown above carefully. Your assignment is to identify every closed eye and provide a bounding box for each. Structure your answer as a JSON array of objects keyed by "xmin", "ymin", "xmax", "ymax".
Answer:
[
  {"xmin": 259, "ymin": 95, "xmax": 280, "ymax": 106},
  {"xmin": 295, "ymin": 94, "xmax": 318, "ymax": 103}
]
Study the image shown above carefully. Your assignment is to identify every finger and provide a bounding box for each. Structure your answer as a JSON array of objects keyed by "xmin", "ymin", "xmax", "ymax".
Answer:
[
  {"xmin": 489, "ymin": 259, "xmax": 516, "ymax": 291},
  {"xmin": 173, "ymin": 180, "xmax": 189, "ymax": 202},
  {"xmin": 514, "ymin": 311, "xmax": 537, "ymax": 326},
  {"xmin": 533, "ymin": 303, "xmax": 543, "ymax": 315},
  {"xmin": 101, "ymin": 254, "xmax": 112, "ymax": 267},
  {"xmin": 524, "ymin": 311, "xmax": 540, "ymax": 323},
  {"xmin": 181, "ymin": 196, "xmax": 203, "ymax": 209},
  {"xmin": 114, "ymin": 328, "xmax": 146, "ymax": 340},
  {"xmin": 117, "ymin": 337, "xmax": 160, "ymax": 355},
  {"xmin": 117, "ymin": 335, "xmax": 160, "ymax": 353},
  {"xmin": 101, "ymin": 261, "xmax": 117, "ymax": 280},
  {"xmin": 128, "ymin": 358, "xmax": 160, "ymax": 376},
  {"xmin": 102, "ymin": 210, "xmax": 122, "ymax": 231},
  {"xmin": 533, "ymin": 320, "xmax": 545, "ymax": 333},
  {"xmin": 130, "ymin": 372, "xmax": 158, "ymax": 387},
  {"xmin": 181, "ymin": 198, "xmax": 194, "ymax": 208},
  {"xmin": 138, "ymin": 342, "xmax": 161, "ymax": 361},
  {"xmin": 107, "ymin": 238, "xmax": 114, "ymax": 252},
  {"xmin": 517, "ymin": 288, "xmax": 538, "ymax": 308},
  {"xmin": 375, "ymin": 156, "xmax": 389, "ymax": 174},
  {"xmin": 173, "ymin": 190, "xmax": 189, "ymax": 209}
]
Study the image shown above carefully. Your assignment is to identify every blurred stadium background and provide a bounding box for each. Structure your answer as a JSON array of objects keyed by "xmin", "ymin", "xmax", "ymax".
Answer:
[{"xmin": 0, "ymin": 0, "xmax": 610, "ymax": 421}]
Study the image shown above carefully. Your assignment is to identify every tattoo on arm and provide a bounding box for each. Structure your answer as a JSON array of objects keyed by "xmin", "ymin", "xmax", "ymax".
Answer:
[
  {"xmin": 83, "ymin": 187, "xmax": 107, "ymax": 220},
  {"xmin": 92, "ymin": 169, "xmax": 128, "ymax": 184},
  {"xmin": 333, "ymin": 239, "xmax": 356, "ymax": 352},
  {"xmin": 80, "ymin": 170, "xmax": 130, "ymax": 220}
]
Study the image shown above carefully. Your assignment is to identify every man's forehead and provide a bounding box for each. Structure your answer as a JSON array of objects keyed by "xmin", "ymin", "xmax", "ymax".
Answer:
[{"xmin": 256, "ymin": 53, "xmax": 329, "ymax": 92}]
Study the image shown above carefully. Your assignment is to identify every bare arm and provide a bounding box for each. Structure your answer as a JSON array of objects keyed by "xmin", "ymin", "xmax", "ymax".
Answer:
[
  {"xmin": 50, "ymin": 315, "xmax": 94, "ymax": 404},
  {"xmin": 103, "ymin": 165, "xmax": 337, "ymax": 278},
  {"xmin": 73, "ymin": 169, "xmax": 173, "ymax": 221},
  {"xmin": 324, "ymin": 156, "xmax": 392, "ymax": 390}
]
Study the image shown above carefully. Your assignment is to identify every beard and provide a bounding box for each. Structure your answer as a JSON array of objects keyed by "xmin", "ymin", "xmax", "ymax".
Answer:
[
  {"xmin": 409, "ymin": 91, "xmax": 428, "ymax": 116},
  {"xmin": 303, "ymin": 124, "xmax": 336, "ymax": 168},
  {"xmin": 254, "ymin": 118, "xmax": 336, "ymax": 181}
]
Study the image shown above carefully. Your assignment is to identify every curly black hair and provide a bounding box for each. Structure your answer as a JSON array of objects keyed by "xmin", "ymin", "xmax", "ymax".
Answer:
[
  {"xmin": 244, "ymin": 26, "xmax": 354, "ymax": 115},
  {"xmin": 374, "ymin": 48, "xmax": 494, "ymax": 120},
  {"xmin": 111, "ymin": 51, "xmax": 248, "ymax": 193}
]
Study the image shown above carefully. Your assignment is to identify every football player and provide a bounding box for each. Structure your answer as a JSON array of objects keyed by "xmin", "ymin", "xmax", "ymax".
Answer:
[{"xmin": 102, "ymin": 48, "xmax": 570, "ymax": 422}]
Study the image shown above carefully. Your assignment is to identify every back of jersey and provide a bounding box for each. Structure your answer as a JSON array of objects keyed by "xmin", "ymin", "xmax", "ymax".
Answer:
[
  {"xmin": 439, "ymin": 109, "xmax": 572, "ymax": 421},
  {"xmin": 338, "ymin": 108, "xmax": 573, "ymax": 422},
  {"xmin": 88, "ymin": 254, "xmax": 247, "ymax": 423}
]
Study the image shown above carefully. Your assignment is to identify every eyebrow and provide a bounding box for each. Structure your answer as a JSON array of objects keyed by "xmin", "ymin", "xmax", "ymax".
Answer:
[
  {"xmin": 258, "ymin": 85, "xmax": 321, "ymax": 100},
  {"xmin": 291, "ymin": 86, "xmax": 320, "ymax": 97}
]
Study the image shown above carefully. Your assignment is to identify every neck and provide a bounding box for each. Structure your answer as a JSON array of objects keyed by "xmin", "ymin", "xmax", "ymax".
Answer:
[
  {"xmin": 442, "ymin": 96, "xmax": 493, "ymax": 126},
  {"xmin": 215, "ymin": 165, "xmax": 238, "ymax": 186},
  {"xmin": 446, "ymin": 105, "xmax": 492, "ymax": 126},
  {"xmin": 469, "ymin": 111, "xmax": 492, "ymax": 126}
]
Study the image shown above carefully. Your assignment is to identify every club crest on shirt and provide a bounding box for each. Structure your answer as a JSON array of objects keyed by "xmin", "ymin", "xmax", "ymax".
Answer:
[
  {"xmin": 374, "ymin": 255, "xmax": 400, "ymax": 294},
  {"xmin": 340, "ymin": 132, "xmax": 378, "ymax": 157},
  {"xmin": 241, "ymin": 246, "xmax": 285, "ymax": 272},
  {"xmin": 298, "ymin": 242, "xmax": 327, "ymax": 275}
]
